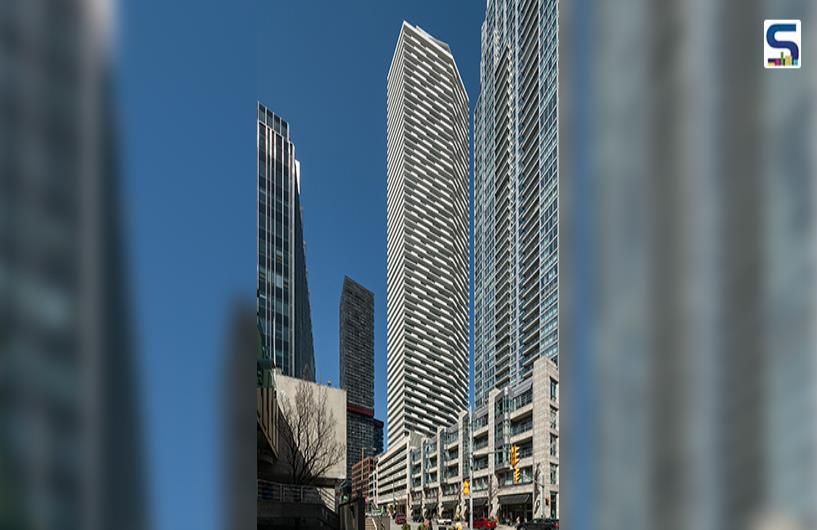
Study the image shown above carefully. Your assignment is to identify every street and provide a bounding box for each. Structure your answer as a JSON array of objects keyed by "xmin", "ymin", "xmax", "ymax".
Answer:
[{"xmin": 378, "ymin": 518, "xmax": 516, "ymax": 530}]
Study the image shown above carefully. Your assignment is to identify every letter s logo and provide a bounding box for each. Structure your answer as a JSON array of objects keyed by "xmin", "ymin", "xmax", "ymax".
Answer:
[{"xmin": 765, "ymin": 20, "xmax": 801, "ymax": 68}]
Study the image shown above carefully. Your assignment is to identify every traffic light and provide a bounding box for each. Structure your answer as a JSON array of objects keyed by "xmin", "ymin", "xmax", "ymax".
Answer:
[
  {"xmin": 463, "ymin": 480, "xmax": 470, "ymax": 496},
  {"xmin": 510, "ymin": 444, "xmax": 519, "ymax": 468},
  {"xmin": 514, "ymin": 468, "xmax": 521, "ymax": 484}
]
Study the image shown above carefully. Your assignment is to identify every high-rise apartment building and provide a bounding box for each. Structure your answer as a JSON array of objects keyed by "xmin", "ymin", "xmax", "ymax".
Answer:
[
  {"xmin": 473, "ymin": 0, "xmax": 559, "ymax": 407},
  {"xmin": 340, "ymin": 277, "xmax": 375, "ymax": 409},
  {"xmin": 339, "ymin": 277, "xmax": 383, "ymax": 478},
  {"xmin": 386, "ymin": 22, "xmax": 470, "ymax": 440},
  {"xmin": 257, "ymin": 104, "xmax": 315, "ymax": 380},
  {"xmin": 373, "ymin": 418, "xmax": 384, "ymax": 455}
]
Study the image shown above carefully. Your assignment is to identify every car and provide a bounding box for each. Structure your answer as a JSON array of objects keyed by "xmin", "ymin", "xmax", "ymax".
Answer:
[
  {"xmin": 394, "ymin": 513, "xmax": 406, "ymax": 525},
  {"xmin": 473, "ymin": 516, "xmax": 497, "ymax": 529},
  {"xmin": 517, "ymin": 519, "xmax": 559, "ymax": 530},
  {"xmin": 436, "ymin": 517, "xmax": 452, "ymax": 526}
]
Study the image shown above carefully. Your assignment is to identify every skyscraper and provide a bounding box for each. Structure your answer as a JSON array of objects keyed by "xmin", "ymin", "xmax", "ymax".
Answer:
[
  {"xmin": 473, "ymin": 0, "xmax": 559, "ymax": 407},
  {"xmin": 0, "ymin": 1, "xmax": 146, "ymax": 528},
  {"xmin": 257, "ymin": 104, "xmax": 315, "ymax": 380},
  {"xmin": 385, "ymin": 22, "xmax": 469, "ymax": 441},
  {"xmin": 339, "ymin": 276, "xmax": 380, "ymax": 477},
  {"xmin": 340, "ymin": 276, "xmax": 375, "ymax": 409}
]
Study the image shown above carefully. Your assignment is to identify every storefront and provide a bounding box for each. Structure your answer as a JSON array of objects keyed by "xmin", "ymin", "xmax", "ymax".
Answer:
[
  {"xmin": 467, "ymin": 496, "xmax": 490, "ymax": 519},
  {"xmin": 497, "ymin": 493, "xmax": 532, "ymax": 525},
  {"xmin": 441, "ymin": 500, "xmax": 459, "ymax": 520},
  {"xmin": 410, "ymin": 500, "xmax": 422, "ymax": 522}
]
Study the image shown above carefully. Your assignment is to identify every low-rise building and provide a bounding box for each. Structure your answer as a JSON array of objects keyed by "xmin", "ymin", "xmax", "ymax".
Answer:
[
  {"xmin": 257, "ymin": 370, "xmax": 348, "ymax": 529},
  {"xmin": 351, "ymin": 456, "xmax": 378, "ymax": 506},
  {"xmin": 375, "ymin": 357, "xmax": 559, "ymax": 523},
  {"xmin": 375, "ymin": 432, "xmax": 422, "ymax": 513}
]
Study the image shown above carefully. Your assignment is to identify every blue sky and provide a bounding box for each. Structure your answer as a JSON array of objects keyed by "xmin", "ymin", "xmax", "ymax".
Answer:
[{"xmin": 120, "ymin": 1, "xmax": 484, "ymax": 529}]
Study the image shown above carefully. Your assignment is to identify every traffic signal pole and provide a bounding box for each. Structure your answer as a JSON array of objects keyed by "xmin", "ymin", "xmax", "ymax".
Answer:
[{"xmin": 469, "ymin": 407, "xmax": 473, "ymax": 530}]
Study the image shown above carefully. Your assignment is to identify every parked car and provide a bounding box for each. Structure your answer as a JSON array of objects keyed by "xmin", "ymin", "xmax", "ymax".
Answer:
[
  {"xmin": 394, "ymin": 513, "xmax": 406, "ymax": 525},
  {"xmin": 473, "ymin": 516, "xmax": 497, "ymax": 529},
  {"xmin": 517, "ymin": 519, "xmax": 559, "ymax": 530},
  {"xmin": 437, "ymin": 517, "xmax": 452, "ymax": 526}
]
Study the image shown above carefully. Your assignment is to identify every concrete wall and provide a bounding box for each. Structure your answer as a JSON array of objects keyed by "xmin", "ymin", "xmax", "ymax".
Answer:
[{"xmin": 272, "ymin": 373, "xmax": 348, "ymax": 482}]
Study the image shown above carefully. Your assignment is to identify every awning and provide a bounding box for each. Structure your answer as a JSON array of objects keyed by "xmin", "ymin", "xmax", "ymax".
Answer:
[
  {"xmin": 498, "ymin": 493, "xmax": 531, "ymax": 505},
  {"xmin": 469, "ymin": 497, "xmax": 489, "ymax": 507}
]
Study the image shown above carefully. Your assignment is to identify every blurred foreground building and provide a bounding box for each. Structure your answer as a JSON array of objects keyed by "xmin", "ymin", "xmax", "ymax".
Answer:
[
  {"xmin": 0, "ymin": 0, "xmax": 147, "ymax": 528},
  {"xmin": 559, "ymin": 1, "xmax": 817, "ymax": 529}
]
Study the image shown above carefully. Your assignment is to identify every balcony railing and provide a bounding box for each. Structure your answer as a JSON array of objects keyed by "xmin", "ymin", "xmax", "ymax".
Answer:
[{"xmin": 257, "ymin": 480, "xmax": 335, "ymax": 509}]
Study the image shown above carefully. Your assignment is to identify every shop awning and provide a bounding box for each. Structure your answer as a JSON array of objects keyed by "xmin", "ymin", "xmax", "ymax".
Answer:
[
  {"xmin": 498, "ymin": 493, "xmax": 531, "ymax": 505},
  {"xmin": 469, "ymin": 497, "xmax": 489, "ymax": 507}
]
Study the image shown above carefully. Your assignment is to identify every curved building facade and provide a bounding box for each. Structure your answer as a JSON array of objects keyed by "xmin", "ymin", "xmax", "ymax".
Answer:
[{"xmin": 385, "ymin": 22, "xmax": 470, "ymax": 441}]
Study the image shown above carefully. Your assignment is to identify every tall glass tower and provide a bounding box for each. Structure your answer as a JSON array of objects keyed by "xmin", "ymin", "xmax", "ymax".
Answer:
[
  {"xmin": 473, "ymin": 0, "xmax": 559, "ymax": 407},
  {"xmin": 385, "ymin": 22, "xmax": 470, "ymax": 441},
  {"xmin": 256, "ymin": 104, "xmax": 315, "ymax": 380}
]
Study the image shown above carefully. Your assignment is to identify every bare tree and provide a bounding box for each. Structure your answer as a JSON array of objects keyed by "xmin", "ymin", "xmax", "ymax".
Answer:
[
  {"xmin": 487, "ymin": 475, "xmax": 497, "ymax": 519},
  {"xmin": 279, "ymin": 377, "xmax": 345, "ymax": 485}
]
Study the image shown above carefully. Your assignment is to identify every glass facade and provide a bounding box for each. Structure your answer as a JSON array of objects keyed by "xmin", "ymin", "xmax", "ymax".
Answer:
[
  {"xmin": 474, "ymin": 0, "xmax": 559, "ymax": 407},
  {"xmin": 256, "ymin": 103, "xmax": 315, "ymax": 380}
]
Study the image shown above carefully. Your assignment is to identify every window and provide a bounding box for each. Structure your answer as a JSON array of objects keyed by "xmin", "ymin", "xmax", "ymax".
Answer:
[
  {"xmin": 513, "ymin": 389, "xmax": 533, "ymax": 410},
  {"xmin": 549, "ymin": 463, "xmax": 558, "ymax": 485},
  {"xmin": 549, "ymin": 434, "xmax": 558, "ymax": 457},
  {"xmin": 550, "ymin": 378, "xmax": 558, "ymax": 401},
  {"xmin": 510, "ymin": 417, "xmax": 533, "ymax": 436}
]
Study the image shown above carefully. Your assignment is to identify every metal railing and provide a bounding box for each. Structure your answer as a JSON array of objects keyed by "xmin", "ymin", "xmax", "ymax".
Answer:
[{"xmin": 257, "ymin": 480, "xmax": 335, "ymax": 509}]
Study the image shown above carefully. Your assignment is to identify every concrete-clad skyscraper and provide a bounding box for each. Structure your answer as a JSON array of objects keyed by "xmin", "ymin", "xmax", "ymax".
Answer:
[
  {"xmin": 385, "ymin": 22, "xmax": 470, "ymax": 441},
  {"xmin": 473, "ymin": 0, "xmax": 559, "ymax": 407},
  {"xmin": 257, "ymin": 104, "xmax": 315, "ymax": 380}
]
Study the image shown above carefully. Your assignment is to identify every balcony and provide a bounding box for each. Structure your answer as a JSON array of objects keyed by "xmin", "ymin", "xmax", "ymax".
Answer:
[{"xmin": 510, "ymin": 402, "xmax": 533, "ymax": 421}]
